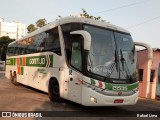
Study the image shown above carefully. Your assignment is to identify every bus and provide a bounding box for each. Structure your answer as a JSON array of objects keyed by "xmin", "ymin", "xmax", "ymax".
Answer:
[{"xmin": 5, "ymin": 16, "xmax": 139, "ymax": 106}]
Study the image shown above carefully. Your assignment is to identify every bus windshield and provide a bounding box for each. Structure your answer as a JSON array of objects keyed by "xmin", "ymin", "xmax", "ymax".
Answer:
[{"xmin": 83, "ymin": 25, "xmax": 137, "ymax": 82}]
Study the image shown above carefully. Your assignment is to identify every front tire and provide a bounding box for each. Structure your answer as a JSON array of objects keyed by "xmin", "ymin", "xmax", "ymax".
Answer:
[{"xmin": 48, "ymin": 79, "xmax": 62, "ymax": 102}]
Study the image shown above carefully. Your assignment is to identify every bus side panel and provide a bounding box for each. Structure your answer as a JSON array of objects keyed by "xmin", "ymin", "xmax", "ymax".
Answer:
[
  {"xmin": 25, "ymin": 53, "xmax": 65, "ymax": 93},
  {"xmin": 5, "ymin": 57, "xmax": 16, "ymax": 79}
]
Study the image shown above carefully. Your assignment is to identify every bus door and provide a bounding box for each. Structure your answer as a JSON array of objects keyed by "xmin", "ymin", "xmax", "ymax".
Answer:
[
  {"xmin": 156, "ymin": 64, "xmax": 160, "ymax": 97},
  {"xmin": 68, "ymin": 69, "xmax": 82, "ymax": 104},
  {"xmin": 68, "ymin": 41, "xmax": 83, "ymax": 104}
]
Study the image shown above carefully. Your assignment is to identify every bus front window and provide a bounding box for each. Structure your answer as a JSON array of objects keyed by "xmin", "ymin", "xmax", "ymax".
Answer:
[
  {"xmin": 84, "ymin": 25, "xmax": 138, "ymax": 83},
  {"xmin": 114, "ymin": 32, "xmax": 137, "ymax": 81},
  {"xmin": 84, "ymin": 25, "xmax": 118, "ymax": 78}
]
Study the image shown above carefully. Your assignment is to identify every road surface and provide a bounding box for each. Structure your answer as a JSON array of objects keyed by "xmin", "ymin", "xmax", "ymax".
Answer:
[{"xmin": 0, "ymin": 71, "xmax": 160, "ymax": 120}]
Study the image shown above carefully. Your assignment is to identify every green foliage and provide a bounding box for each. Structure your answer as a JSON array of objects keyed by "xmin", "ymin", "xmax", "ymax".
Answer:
[
  {"xmin": 27, "ymin": 18, "xmax": 47, "ymax": 33},
  {"xmin": 27, "ymin": 24, "xmax": 37, "ymax": 33},
  {"xmin": 80, "ymin": 9, "xmax": 104, "ymax": 21},
  {"xmin": 27, "ymin": 9, "xmax": 104, "ymax": 33},
  {"xmin": 0, "ymin": 36, "xmax": 15, "ymax": 60},
  {"xmin": 36, "ymin": 18, "xmax": 47, "ymax": 28}
]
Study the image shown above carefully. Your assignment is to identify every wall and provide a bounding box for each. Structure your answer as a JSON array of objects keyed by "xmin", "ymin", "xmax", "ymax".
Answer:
[
  {"xmin": 137, "ymin": 49, "xmax": 160, "ymax": 99},
  {"xmin": 150, "ymin": 51, "xmax": 160, "ymax": 99},
  {"xmin": 0, "ymin": 19, "xmax": 26, "ymax": 40},
  {"xmin": 1, "ymin": 22, "xmax": 17, "ymax": 39},
  {"xmin": 137, "ymin": 50, "xmax": 149, "ymax": 98}
]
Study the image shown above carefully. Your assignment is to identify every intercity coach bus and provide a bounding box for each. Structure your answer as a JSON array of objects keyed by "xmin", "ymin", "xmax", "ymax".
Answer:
[{"xmin": 5, "ymin": 16, "xmax": 139, "ymax": 106}]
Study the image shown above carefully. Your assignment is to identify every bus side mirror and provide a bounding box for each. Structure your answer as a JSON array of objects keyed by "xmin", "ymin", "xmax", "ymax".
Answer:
[{"xmin": 70, "ymin": 30, "xmax": 91, "ymax": 50}]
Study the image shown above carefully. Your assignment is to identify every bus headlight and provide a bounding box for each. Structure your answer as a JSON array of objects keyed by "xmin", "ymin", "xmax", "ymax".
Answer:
[{"xmin": 90, "ymin": 96, "xmax": 97, "ymax": 103}]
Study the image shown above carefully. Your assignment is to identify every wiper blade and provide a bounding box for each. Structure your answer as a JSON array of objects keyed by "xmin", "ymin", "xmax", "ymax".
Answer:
[
  {"xmin": 120, "ymin": 49, "xmax": 125, "ymax": 71},
  {"xmin": 115, "ymin": 50, "xmax": 118, "ymax": 72},
  {"xmin": 120, "ymin": 49, "xmax": 132, "ymax": 79}
]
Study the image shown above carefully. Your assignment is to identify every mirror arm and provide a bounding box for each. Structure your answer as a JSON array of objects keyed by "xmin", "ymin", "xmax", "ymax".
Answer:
[{"xmin": 70, "ymin": 30, "xmax": 91, "ymax": 50}]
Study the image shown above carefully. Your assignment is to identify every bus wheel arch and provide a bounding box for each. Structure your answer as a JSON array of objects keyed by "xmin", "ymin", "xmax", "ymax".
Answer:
[
  {"xmin": 11, "ymin": 71, "xmax": 19, "ymax": 85},
  {"xmin": 48, "ymin": 77, "xmax": 62, "ymax": 102}
]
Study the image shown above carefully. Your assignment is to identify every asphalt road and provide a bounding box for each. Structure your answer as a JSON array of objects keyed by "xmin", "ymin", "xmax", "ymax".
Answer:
[{"xmin": 0, "ymin": 71, "xmax": 160, "ymax": 120}]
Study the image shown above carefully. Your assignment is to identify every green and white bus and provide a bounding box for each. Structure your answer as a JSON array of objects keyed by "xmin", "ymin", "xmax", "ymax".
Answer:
[{"xmin": 5, "ymin": 16, "xmax": 139, "ymax": 106}]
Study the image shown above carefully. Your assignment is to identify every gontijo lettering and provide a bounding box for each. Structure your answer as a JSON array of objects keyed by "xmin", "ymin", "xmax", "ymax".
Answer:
[
  {"xmin": 29, "ymin": 58, "xmax": 45, "ymax": 65},
  {"xmin": 6, "ymin": 55, "xmax": 53, "ymax": 67},
  {"xmin": 26, "ymin": 55, "xmax": 53, "ymax": 67}
]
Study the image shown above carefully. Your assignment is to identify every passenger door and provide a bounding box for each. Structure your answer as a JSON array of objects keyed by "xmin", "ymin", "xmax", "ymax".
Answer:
[{"xmin": 68, "ymin": 41, "xmax": 83, "ymax": 104}]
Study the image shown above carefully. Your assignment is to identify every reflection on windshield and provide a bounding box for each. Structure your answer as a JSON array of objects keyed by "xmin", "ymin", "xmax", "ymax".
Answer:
[
  {"xmin": 84, "ymin": 25, "xmax": 137, "ymax": 81},
  {"xmin": 114, "ymin": 32, "xmax": 136, "ymax": 79},
  {"xmin": 84, "ymin": 25, "xmax": 116, "ymax": 77}
]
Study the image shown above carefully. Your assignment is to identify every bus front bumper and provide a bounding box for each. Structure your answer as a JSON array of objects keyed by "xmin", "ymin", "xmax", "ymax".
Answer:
[{"xmin": 82, "ymin": 86, "xmax": 139, "ymax": 106}]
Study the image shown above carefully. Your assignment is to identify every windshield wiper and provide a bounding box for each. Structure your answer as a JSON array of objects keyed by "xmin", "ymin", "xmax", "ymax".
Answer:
[
  {"xmin": 120, "ymin": 49, "xmax": 132, "ymax": 79},
  {"xmin": 105, "ymin": 50, "xmax": 118, "ymax": 78},
  {"xmin": 88, "ymin": 54, "xmax": 93, "ymax": 71},
  {"xmin": 120, "ymin": 49, "xmax": 125, "ymax": 71},
  {"xmin": 115, "ymin": 50, "xmax": 118, "ymax": 72}
]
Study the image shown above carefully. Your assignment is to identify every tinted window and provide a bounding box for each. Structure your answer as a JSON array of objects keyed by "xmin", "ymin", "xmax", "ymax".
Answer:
[
  {"xmin": 42, "ymin": 27, "xmax": 61, "ymax": 55},
  {"xmin": 61, "ymin": 23, "xmax": 82, "ymax": 64},
  {"xmin": 84, "ymin": 25, "xmax": 116, "ymax": 77},
  {"xmin": 7, "ymin": 27, "xmax": 61, "ymax": 56},
  {"xmin": 71, "ymin": 42, "xmax": 82, "ymax": 71}
]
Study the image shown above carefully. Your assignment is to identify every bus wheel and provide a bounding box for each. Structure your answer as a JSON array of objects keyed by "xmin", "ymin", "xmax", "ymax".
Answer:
[
  {"xmin": 48, "ymin": 79, "xmax": 62, "ymax": 102},
  {"xmin": 11, "ymin": 71, "xmax": 19, "ymax": 86}
]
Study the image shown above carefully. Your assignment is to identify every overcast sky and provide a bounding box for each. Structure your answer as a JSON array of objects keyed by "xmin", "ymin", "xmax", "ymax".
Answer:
[{"xmin": 0, "ymin": 0, "xmax": 160, "ymax": 48}]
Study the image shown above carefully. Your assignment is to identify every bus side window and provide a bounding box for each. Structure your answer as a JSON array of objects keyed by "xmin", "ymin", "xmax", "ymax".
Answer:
[
  {"xmin": 45, "ymin": 27, "xmax": 61, "ymax": 55},
  {"xmin": 71, "ymin": 42, "xmax": 82, "ymax": 71}
]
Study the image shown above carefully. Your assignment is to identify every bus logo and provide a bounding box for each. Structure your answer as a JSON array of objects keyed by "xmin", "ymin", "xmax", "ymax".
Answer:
[{"xmin": 112, "ymin": 86, "xmax": 128, "ymax": 91}]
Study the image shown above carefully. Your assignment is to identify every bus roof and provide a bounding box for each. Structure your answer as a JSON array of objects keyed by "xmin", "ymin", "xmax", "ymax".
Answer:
[{"xmin": 9, "ymin": 16, "xmax": 130, "ymax": 46}]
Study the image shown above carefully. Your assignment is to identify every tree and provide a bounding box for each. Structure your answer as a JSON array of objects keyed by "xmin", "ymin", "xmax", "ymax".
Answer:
[
  {"xmin": 0, "ymin": 36, "xmax": 15, "ymax": 60},
  {"xmin": 27, "ymin": 24, "xmax": 37, "ymax": 33},
  {"xmin": 80, "ymin": 8, "xmax": 104, "ymax": 21},
  {"xmin": 36, "ymin": 18, "xmax": 47, "ymax": 28},
  {"xmin": 27, "ymin": 18, "xmax": 47, "ymax": 33}
]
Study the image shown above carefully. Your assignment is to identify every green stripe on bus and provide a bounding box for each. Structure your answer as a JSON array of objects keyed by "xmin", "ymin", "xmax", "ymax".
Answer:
[
  {"xmin": 91, "ymin": 79, "xmax": 96, "ymax": 85},
  {"xmin": 20, "ymin": 58, "xmax": 22, "ymax": 66},
  {"xmin": 90, "ymin": 79, "xmax": 138, "ymax": 91},
  {"xmin": 21, "ymin": 67, "xmax": 24, "ymax": 75},
  {"xmin": 6, "ymin": 58, "xmax": 16, "ymax": 65},
  {"xmin": 105, "ymin": 82, "xmax": 139, "ymax": 91},
  {"xmin": 26, "ymin": 55, "xmax": 53, "ymax": 67},
  {"xmin": 49, "ymin": 55, "xmax": 53, "ymax": 67},
  {"xmin": 105, "ymin": 83, "xmax": 113, "ymax": 90},
  {"xmin": 6, "ymin": 55, "xmax": 54, "ymax": 68}
]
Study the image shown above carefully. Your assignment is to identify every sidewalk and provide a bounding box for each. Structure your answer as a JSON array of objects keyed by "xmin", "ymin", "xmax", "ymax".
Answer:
[{"xmin": 138, "ymin": 97, "xmax": 160, "ymax": 107}]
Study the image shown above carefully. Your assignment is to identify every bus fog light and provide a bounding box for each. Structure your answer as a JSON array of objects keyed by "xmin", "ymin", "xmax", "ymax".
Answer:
[{"xmin": 90, "ymin": 96, "xmax": 97, "ymax": 103}]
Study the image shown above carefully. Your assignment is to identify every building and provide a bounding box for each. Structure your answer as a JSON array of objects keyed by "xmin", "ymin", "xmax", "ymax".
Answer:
[
  {"xmin": 137, "ymin": 48, "xmax": 160, "ymax": 99},
  {"xmin": 0, "ymin": 18, "xmax": 26, "ymax": 40}
]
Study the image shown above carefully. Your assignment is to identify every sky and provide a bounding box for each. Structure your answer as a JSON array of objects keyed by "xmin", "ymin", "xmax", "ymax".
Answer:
[{"xmin": 0, "ymin": 0, "xmax": 160, "ymax": 48}]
